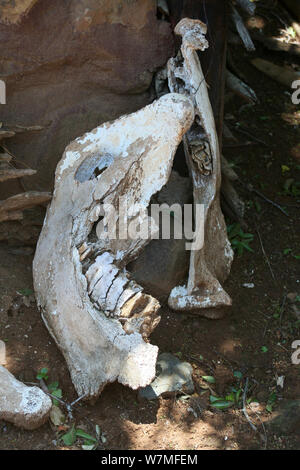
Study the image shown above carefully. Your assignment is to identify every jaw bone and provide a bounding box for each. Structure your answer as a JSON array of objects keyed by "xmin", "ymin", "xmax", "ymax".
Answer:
[
  {"xmin": 33, "ymin": 93, "xmax": 194, "ymax": 399},
  {"xmin": 167, "ymin": 19, "xmax": 234, "ymax": 317}
]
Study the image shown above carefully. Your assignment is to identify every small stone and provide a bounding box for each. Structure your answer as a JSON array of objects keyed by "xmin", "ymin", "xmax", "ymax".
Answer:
[
  {"xmin": 276, "ymin": 376, "xmax": 284, "ymax": 389},
  {"xmin": 138, "ymin": 352, "xmax": 194, "ymax": 400},
  {"xmin": 242, "ymin": 283, "xmax": 254, "ymax": 288}
]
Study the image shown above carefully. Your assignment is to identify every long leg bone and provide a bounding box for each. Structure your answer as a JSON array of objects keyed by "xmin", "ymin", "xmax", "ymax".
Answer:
[
  {"xmin": 167, "ymin": 19, "xmax": 234, "ymax": 317},
  {"xmin": 33, "ymin": 94, "xmax": 194, "ymax": 398},
  {"xmin": 0, "ymin": 365, "xmax": 52, "ymax": 430}
]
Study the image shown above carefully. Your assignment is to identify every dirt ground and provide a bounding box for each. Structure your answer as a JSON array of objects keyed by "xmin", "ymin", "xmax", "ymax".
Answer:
[{"xmin": 0, "ymin": 4, "xmax": 300, "ymax": 451}]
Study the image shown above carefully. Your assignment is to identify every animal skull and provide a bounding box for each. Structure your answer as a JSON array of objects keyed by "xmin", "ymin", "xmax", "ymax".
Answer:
[{"xmin": 33, "ymin": 93, "xmax": 194, "ymax": 398}]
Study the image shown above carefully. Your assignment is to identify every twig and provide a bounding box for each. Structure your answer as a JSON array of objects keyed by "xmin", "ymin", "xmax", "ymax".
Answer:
[
  {"xmin": 232, "ymin": 126, "xmax": 268, "ymax": 147},
  {"xmin": 243, "ymin": 378, "xmax": 257, "ymax": 432},
  {"xmin": 231, "ymin": 5, "xmax": 256, "ymax": 51},
  {"xmin": 255, "ymin": 223, "xmax": 276, "ymax": 283},
  {"xmin": 226, "ymin": 70, "xmax": 258, "ymax": 104},
  {"xmin": 254, "ymin": 412, "xmax": 268, "ymax": 449},
  {"xmin": 244, "ymin": 183, "xmax": 289, "ymax": 217},
  {"xmin": 235, "ymin": 0, "xmax": 256, "ymax": 16},
  {"xmin": 279, "ymin": 294, "xmax": 287, "ymax": 327}
]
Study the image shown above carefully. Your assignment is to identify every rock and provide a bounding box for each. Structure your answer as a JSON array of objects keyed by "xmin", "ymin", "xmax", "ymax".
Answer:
[
  {"xmin": 0, "ymin": 365, "xmax": 52, "ymax": 429},
  {"xmin": 268, "ymin": 400, "xmax": 300, "ymax": 435},
  {"xmin": 0, "ymin": 0, "xmax": 173, "ymax": 196},
  {"xmin": 138, "ymin": 352, "xmax": 194, "ymax": 400},
  {"xmin": 128, "ymin": 172, "xmax": 192, "ymax": 300}
]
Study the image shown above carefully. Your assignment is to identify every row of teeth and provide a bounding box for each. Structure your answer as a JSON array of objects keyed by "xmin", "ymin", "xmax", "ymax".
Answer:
[{"xmin": 77, "ymin": 246, "xmax": 160, "ymax": 339}]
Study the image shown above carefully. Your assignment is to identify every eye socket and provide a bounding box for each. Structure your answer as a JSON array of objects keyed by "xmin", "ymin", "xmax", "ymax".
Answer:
[{"xmin": 75, "ymin": 153, "xmax": 114, "ymax": 182}]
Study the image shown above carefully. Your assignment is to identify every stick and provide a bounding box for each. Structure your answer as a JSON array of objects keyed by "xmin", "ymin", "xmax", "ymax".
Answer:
[
  {"xmin": 252, "ymin": 32, "xmax": 300, "ymax": 58},
  {"xmin": 231, "ymin": 6, "xmax": 256, "ymax": 51},
  {"xmin": 279, "ymin": 294, "xmax": 287, "ymax": 327},
  {"xmin": 247, "ymin": 184, "xmax": 290, "ymax": 217},
  {"xmin": 0, "ymin": 168, "xmax": 36, "ymax": 183},
  {"xmin": 231, "ymin": 125, "xmax": 268, "ymax": 147},
  {"xmin": 255, "ymin": 223, "xmax": 276, "ymax": 283},
  {"xmin": 251, "ymin": 58, "xmax": 300, "ymax": 88},
  {"xmin": 226, "ymin": 70, "xmax": 258, "ymax": 103},
  {"xmin": 235, "ymin": 0, "xmax": 256, "ymax": 16}
]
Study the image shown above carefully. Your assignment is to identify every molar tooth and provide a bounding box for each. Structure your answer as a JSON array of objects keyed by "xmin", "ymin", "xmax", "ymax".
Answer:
[
  {"xmin": 90, "ymin": 264, "xmax": 119, "ymax": 309},
  {"xmin": 85, "ymin": 252, "xmax": 114, "ymax": 294},
  {"xmin": 105, "ymin": 274, "xmax": 129, "ymax": 313}
]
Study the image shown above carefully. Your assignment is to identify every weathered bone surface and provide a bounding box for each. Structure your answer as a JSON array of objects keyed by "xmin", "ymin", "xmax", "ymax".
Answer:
[
  {"xmin": 0, "ymin": 365, "xmax": 52, "ymax": 429},
  {"xmin": 167, "ymin": 19, "xmax": 234, "ymax": 317},
  {"xmin": 33, "ymin": 93, "xmax": 194, "ymax": 398}
]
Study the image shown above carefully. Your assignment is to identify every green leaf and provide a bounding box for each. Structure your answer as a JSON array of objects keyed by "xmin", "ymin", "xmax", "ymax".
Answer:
[
  {"xmin": 211, "ymin": 400, "xmax": 234, "ymax": 410},
  {"xmin": 233, "ymin": 370, "xmax": 243, "ymax": 379},
  {"xmin": 36, "ymin": 367, "xmax": 48, "ymax": 380},
  {"xmin": 266, "ymin": 404, "xmax": 273, "ymax": 413},
  {"xmin": 261, "ymin": 346, "xmax": 268, "ymax": 353},
  {"xmin": 17, "ymin": 288, "xmax": 33, "ymax": 297},
  {"xmin": 50, "ymin": 388, "xmax": 62, "ymax": 405},
  {"xmin": 281, "ymin": 165, "xmax": 290, "ymax": 175},
  {"xmin": 61, "ymin": 425, "xmax": 76, "ymax": 446},
  {"xmin": 76, "ymin": 429, "xmax": 97, "ymax": 442},
  {"xmin": 202, "ymin": 375, "xmax": 215, "ymax": 384},
  {"xmin": 48, "ymin": 381, "xmax": 59, "ymax": 392},
  {"xmin": 226, "ymin": 393, "xmax": 235, "ymax": 402},
  {"xmin": 236, "ymin": 389, "xmax": 242, "ymax": 403},
  {"xmin": 174, "ymin": 351, "xmax": 182, "ymax": 359},
  {"xmin": 209, "ymin": 395, "xmax": 220, "ymax": 403},
  {"xmin": 51, "ymin": 389, "xmax": 62, "ymax": 398}
]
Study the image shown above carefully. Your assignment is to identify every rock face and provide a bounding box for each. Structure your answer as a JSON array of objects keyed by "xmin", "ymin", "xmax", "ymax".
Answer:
[
  {"xmin": 138, "ymin": 353, "xmax": 194, "ymax": 400},
  {"xmin": 0, "ymin": 0, "xmax": 173, "ymax": 194},
  {"xmin": 0, "ymin": 365, "xmax": 52, "ymax": 430},
  {"xmin": 128, "ymin": 171, "xmax": 192, "ymax": 300}
]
